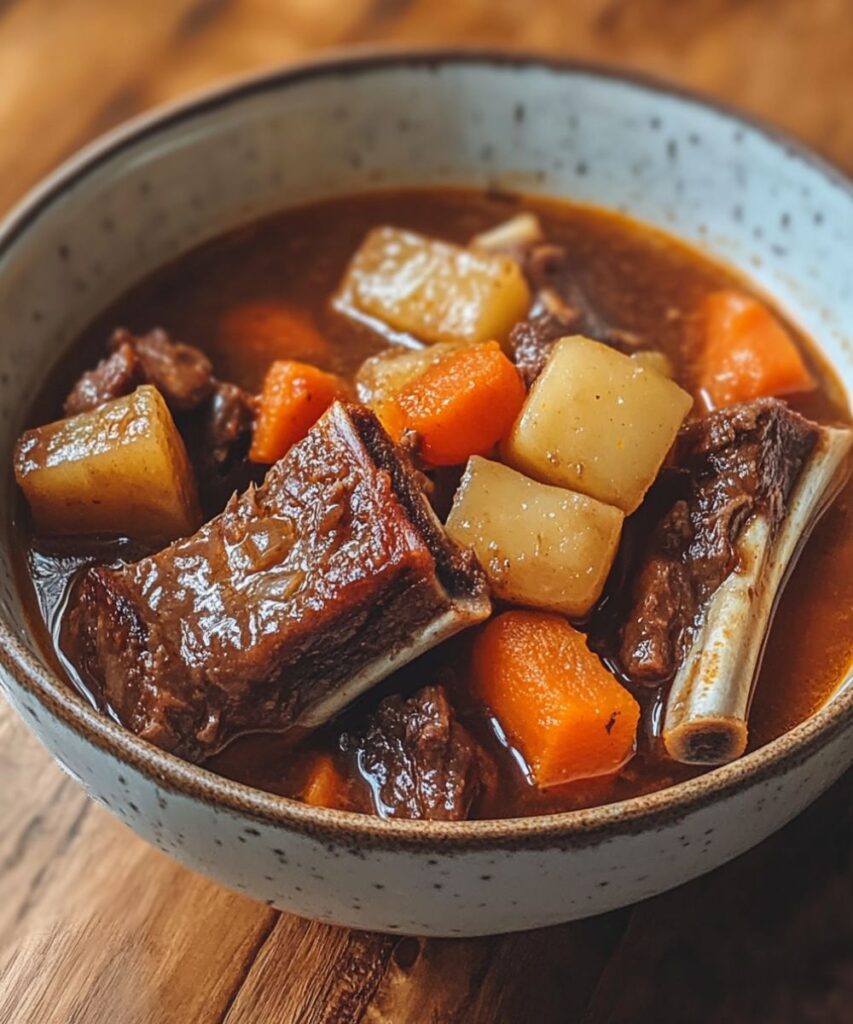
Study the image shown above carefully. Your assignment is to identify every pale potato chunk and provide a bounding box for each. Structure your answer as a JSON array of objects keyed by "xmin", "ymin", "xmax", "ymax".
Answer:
[
  {"xmin": 336, "ymin": 226, "xmax": 530, "ymax": 347},
  {"xmin": 630, "ymin": 349, "xmax": 675, "ymax": 379},
  {"xmin": 355, "ymin": 341, "xmax": 467, "ymax": 405},
  {"xmin": 445, "ymin": 457, "xmax": 624, "ymax": 617},
  {"xmin": 15, "ymin": 385, "xmax": 200, "ymax": 543},
  {"xmin": 505, "ymin": 336, "xmax": 693, "ymax": 513}
]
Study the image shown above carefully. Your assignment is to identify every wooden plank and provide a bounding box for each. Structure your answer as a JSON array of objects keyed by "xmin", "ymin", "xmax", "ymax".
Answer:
[
  {"xmin": 364, "ymin": 910, "xmax": 630, "ymax": 1024},
  {"xmin": 138, "ymin": 0, "xmax": 377, "ymax": 104},
  {"xmin": 0, "ymin": 0, "xmax": 850, "ymax": 219},
  {"xmin": 223, "ymin": 919, "xmax": 398, "ymax": 1024},
  {"xmin": 0, "ymin": 709, "xmax": 93, "ymax": 939},
  {"xmin": 0, "ymin": 0, "xmax": 214, "ymax": 211},
  {"xmin": 221, "ymin": 903, "xmax": 630, "ymax": 1023},
  {"xmin": 581, "ymin": 773, "xmax": 853, "ymax": 1024},
  {"xmin": 0, "ymin": 910, "xmax": 279, "ymax": 1024},
  {"xmin": 0, "ymin": 710, "xmax": 277, "ymax": 1024}
]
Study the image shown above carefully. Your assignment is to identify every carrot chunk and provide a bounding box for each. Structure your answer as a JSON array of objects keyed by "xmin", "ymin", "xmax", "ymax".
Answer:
[
  {"xmin": 471, "ymin": 611, "xmax": 640, "ymax": 788},
  {"xmin": 219, "ymin": 301, "xmax": 332, "ymax": 365},
  {"xmin": 699, "ymin": 290, "xmax": 815, "ymax": 408},
  {"xmin": 384, "ymin": 341, "xmax": 526, "ymax": 465},
  {"xmin": 249, "ymin": 360, "xmax": 348, "ymax": 464},
  {"xmin": 301, "ymin": 754, "xmax": 347, "ymax": 809}
]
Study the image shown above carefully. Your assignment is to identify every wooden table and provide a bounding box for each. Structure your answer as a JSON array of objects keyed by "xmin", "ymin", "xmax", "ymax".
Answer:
[{"xmin": 0, "ymin": 2, "xmax": 851, "ymax": 1021}]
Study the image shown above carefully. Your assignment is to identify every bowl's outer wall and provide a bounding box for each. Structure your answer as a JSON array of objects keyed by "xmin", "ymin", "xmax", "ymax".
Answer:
[
  {"xmin": 0, "ymin": 57, "xmax": 850, "ymax": 936},
  {"xmin": 3, "ymin": 674, "xmax": 851, "ymax": 935}
]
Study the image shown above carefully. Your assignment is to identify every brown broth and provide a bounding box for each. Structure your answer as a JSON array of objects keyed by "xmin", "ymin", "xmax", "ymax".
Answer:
[{"xmin": 13, "ymin": 187, "xmax": 853, "ymax": 819}]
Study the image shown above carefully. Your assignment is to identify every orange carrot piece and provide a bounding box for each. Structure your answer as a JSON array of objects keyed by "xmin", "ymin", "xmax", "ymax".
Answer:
[
  {"xmin": 386, "ymin": 341, "xmax": 526, "ymax": 465},
  {"xmin": 249, "ymin": 360, "xmax": 348, "ymax": 464},
  {"xmin": 471, "ymin": 611, "xmax": 640, "ymax": 788},
  {"xmin": 219, "ymin": 301, "xmax": 332, "ymax": 365},
  {"xmin": 699, "ymin": 289, "xmax": 816, "ymax": 408},
  {"xmin": 302, "ymin": 754, "xmax": 347, "ymax": 809}
]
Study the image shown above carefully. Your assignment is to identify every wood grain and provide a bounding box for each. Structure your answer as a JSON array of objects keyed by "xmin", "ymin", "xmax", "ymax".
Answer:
[
  {"xmin": 0, "ymin": 2, "xmax": 850, "ymax": 1022},
  {"xmin": 0, "ymin": 714, "xmax": 277, "ymax": 1024}
]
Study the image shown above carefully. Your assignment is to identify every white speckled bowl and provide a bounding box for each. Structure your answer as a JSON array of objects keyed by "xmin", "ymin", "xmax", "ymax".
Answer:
[{"xmin": 0, "ymin": 52, "xmax": 850, "ymax": 937}]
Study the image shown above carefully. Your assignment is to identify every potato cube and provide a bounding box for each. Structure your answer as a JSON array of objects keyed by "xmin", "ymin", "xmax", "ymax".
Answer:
[
  {"xmin": 630, "ymin": 349, "xmax": 675, "ymax": 379},
  {"xmin": 15, "ymin": 385, "xmax": 200, "ymax": 543},
  {"xmin": 505, "ymin": 336, "xmax": 693, "ymax": 513},
  {"xmin": 445, "ymin": 457, "xmax": 624, "ymax": 617},
  {"xmin": 336, "ymin": 226, "xmax": 530, "ymax": 347}
]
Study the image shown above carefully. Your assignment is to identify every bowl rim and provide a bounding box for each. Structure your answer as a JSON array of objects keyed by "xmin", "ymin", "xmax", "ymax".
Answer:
[{"xmin": 1, "ymin": 46, "xmax": 850, "ymax": 852}]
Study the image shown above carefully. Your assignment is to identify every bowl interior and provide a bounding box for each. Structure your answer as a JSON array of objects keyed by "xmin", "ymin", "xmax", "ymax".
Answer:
[{"xmin": 0, "ymin": 53, "xmax": 850, "ymax": 805}]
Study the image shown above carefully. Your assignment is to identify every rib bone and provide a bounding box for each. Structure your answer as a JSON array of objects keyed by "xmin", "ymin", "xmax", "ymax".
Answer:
[{"xmin": 663, "ymin": 425, "xmax": 853, "ymax": 765}]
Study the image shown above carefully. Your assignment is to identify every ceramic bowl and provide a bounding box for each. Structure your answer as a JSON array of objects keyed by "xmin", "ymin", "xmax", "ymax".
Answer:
[{"xmin": 0, "ymin": 51, "xmax": 850, "ymax": 938}]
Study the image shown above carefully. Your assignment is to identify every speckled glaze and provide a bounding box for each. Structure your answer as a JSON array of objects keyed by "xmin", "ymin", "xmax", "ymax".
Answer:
[{"xmin": 0, "ymin": 52, "xmax": 850, "ymax": 937}]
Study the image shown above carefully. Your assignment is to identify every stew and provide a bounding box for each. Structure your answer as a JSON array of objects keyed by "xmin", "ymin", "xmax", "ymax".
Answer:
[{"xmin": 12, "ymin": 188, "xmax": 853, "ymax": 820}]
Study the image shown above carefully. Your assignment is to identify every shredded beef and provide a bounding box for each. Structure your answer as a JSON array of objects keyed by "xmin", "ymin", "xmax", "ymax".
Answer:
[
  {"xmin": 508, "ymin": 313, "xmax": 569, "ymax": 387},
  {"xmin": 204, "ymin": 382, "xmax": 256, "ymax": 463},
  {"xmin": 619, "ymin": 398, "xmax": 819, "ymax": 682},
  {"xmin": 343, "ymin": 685, "xmax": 491, "ymax": 820},
  {"xmin": 63, "ymin": 341, "xmax": 146, "ymax": 415},
  {"xmin": 65, "ymin": 327, "xmax": 217, "ymax": 416},
  {"xmin": 109, "ymin": 328, "xmax": 216, "ymax": 412},
  {"xmin": 63, "ymin": 403, "xmax": 488, "ymax": 762},
  {"xmin": 181, "ymin": 381, "xmax": 260, "ymax": 517},
  {"xmin": 509, "ymin": 241, "xmax": 640, "ymax": 385}
]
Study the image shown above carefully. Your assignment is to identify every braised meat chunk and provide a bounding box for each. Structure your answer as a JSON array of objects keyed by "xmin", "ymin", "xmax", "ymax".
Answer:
[
  {"xmin": 107, "ymin": 327, "xmax": 215, "ymax": 412},
  {"xmin": 182, "ymin": 381, "xmax": 260, "ymax": 517},
  {"xmin": 119, "ymin": 327, "xmax": 215, "ymax": 411},
  {"xmin": 343, "ymin": 685, "xmax": 491, "ymax": 820},
  {"xmin": 508, "ymin": 313, "xmax": 568, "ymax": 388},
  {"xmin": 204, "ymin": 382, "xmax": 257, "ymax": 462},
  {"xmin": 63, "ymin": 339, "xmax": 146, "ymax": 415},
  {"xmin": 64, "ymin": 402, "xmax": 490, "ymax": 761},
  {"xmin": 64, "ymin": 327, "xmax": 216, "ymax": 416},
  {"xmin": 508, "ymin": 240, "xmax": 640, "ymax": 385},
  {"xmin": 620, "ymin": 398, "xmax": 819, "ymax": 682}
]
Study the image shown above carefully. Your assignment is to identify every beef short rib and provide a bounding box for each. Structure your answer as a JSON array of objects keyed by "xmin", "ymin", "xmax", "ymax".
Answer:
[
  {"xmin": 342, "ymin": 685, "xmax": 492, "ymax": 820},
  {"xmin": 65, "ymin": 402, "xmax": 490, "ymax": 761},
  {"xmin": 619, "ymin": 398, "xmax": 819, "ymax": 683}
]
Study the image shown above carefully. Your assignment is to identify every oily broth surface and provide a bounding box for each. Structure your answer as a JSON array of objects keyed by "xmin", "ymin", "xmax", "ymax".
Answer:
[{"xmin": 16, "ymin": 187, "xmax": 853, "ymax": 818}]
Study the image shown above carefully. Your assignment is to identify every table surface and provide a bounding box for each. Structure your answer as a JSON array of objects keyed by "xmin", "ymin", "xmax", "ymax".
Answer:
[{"xmin": 0, "ymin": 2, "xmax": 851, "ymax": 1021}]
